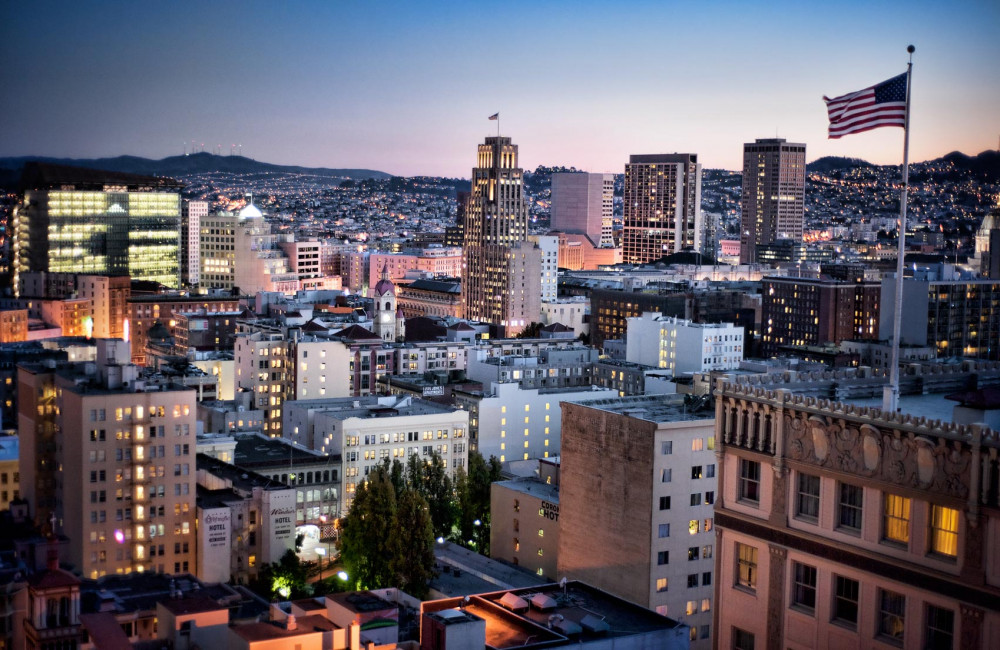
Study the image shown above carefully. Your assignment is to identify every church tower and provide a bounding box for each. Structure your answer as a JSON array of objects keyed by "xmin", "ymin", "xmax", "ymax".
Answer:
[{"xmin": 373, "ymin": 265, "xmax": 398, "ymax": 341}]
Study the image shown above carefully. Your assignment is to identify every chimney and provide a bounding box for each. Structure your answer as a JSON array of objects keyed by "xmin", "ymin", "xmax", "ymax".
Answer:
[{"xmin": 285, "ymin": 614, "xmax": 297, "ymax": 631}]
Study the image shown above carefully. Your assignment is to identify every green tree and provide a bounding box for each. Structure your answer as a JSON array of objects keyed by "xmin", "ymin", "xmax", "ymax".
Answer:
[
  {"xmin": 389, "ymin": 490, "xmax": 436, "ymax": 598},
  {"xmin": 256, "ymin": 549, "xmax": 312, "ymax": 600},
  {"xmin": 516, "ymin": 322, "xmax": 543, "ymax": 339},
  {"xmin": 339, "ymin": 467, "xmax": 397, "ymax": 589},
  {"xmin": 455, "ymin": 451, "xmax": 502, "ymax": 553}
]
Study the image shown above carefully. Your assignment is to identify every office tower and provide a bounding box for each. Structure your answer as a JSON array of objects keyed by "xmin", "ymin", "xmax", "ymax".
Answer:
[
  {"xmin": 623, "ymin": 154, "xmax": 702, "ymax": 264},
  {"xmin": 444, "ymin": 190, "xmax": 469, "ymax": 248},
  {"xmin": 559, "ymin": 395, "xmax": 718, "ymax": 647},
  {"xmin": 18, "ymin": 339, "xmax": 197, "ymax": 578},
  {"xmin": 550, "ymin": 172, "xmax": 615, "ymax": 247},
  {"xmin": 739, "ymin": 139, "xmax": 806, "ymax": 264},
  {"xmin": 974, "ymin": 199, "xmax": 1000, "ymax": 278},
  {"xmin": 530, "ymin": 235, "xmax": 559, "ymax": 302},
  {"xmin": 13, "ymin": 163, "xmax": 183, "ymax": 293},
  {"xmin": 461, "ymin": 136, "xmax": 541, "ymax": 336},
  {"xmin": 181, "ymin": 200, "xmax": 208, "ymax": 286},
  {"xmin": 713, "ymin": 365, "xmax": 1000, "ymax": 649}
]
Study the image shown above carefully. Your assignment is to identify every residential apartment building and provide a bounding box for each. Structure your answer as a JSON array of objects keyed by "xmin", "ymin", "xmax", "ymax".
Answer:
[
  {"xmin": 181, "ymin": 200, "xmax": 208, "ymax": 287},
  {"xmin": 466, "ymin": 345, "xmax": 598, "ymax": 390},
  {"xmin": 284, "ymin": 395, "xmax": 468, "ymax": 513},
  {"xmin": 128, "ymin": 294, "xmax": 240, "ymax": 365},
  {"xmin": 626, "ymin": 313, "xmax": 743, "ymax": 375},
  {"xmin": 740, "ymin": 139, "xmax": 807, "ymax": 264},
  {"xmin": 198, "ymin": 204, "xmax": 299, "ymax": 295},
  {"xmin": 558, "ymin": 394, "xmax": 717, "ymax": 647},
  {"xmin": 589, "ymin": 287, "xmax": 688, "ymax": 349},
  {"xmin": 18, "ymin": 339, "xmax": 197, "ymax": 578},
  {"xmin": 713, "ymin": 366, "xmax": 1000, "ymax": 649},
  {"xmin": 13, "ymin": 163, "xmax": 183, "ymax": 292},
  {"xmin": 550, "ymin": 172, "xmax": 615, "ymax": 248},
  {"xmin": 623, "ymin": 154, "xmax": 703, "ymax": 264},
  {"xmin": 761, "ymin": 274, "xmax": 880, "ymax": 356}
]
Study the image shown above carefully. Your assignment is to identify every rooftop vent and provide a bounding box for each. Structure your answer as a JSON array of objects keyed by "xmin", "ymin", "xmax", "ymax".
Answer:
[{"xmin": 498, "ymin": 592, "xmax": 528, "ymax": 612}]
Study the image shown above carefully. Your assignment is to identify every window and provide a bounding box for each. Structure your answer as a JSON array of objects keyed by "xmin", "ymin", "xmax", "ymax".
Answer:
[
  {"xmin": 738, "ymin": 459, "xmax": 760, "ymax": 503},
  {"xmin": 658, "ymin": 524, "xmax": 670, "ymax": 538},
  {"xmin": 796, "ymin": 473, "xmax": 820, "ymax": 521},
  {"xmin": 878, "ymin": 589, "xmax": 905, "ymax": 642},
  {"xmin": 735, "ymin": 543, "xmax": 757, "ymax": 590},
  {"xmin": 705, "ymin": 491, "xmax": 715, "ymax": 505},
  {"xmin": 687, "ymin": 574, "xmax": 698, "ymax": 588},
  {"xmin": 656, "ymin": 578, "xmax": 668, "ymax": 592},
  {"xmin": 686, "ymin": 601, "xmax": 697, "ymax": 615},
  {"xmin": 661, "ymin": 441, "xmax": 673, "ymax": 455},
  {"xmin": 833, "ymin": 575, "xmax": 859, "ymax": 626},
  {"xmin": 691, "ymin": 466, "xmax": 703, "ymax": 479},
  {"xmin": 689, "ymin": 547, "xmax": 699, "ymax": 561},
  {"xmin": 702, "ymin": 571, "xmax": 712, "ymax": 586},
  {"xmin": 661, "ymin": 468, "xmax": 672, "ymax": 483},
  {"xmin": 690, "ymin": 493, "xmax": 701, "ymax": 506},
  {"xmin": 657, "ymin": 551, "xmax": 669, "ymax": 565},
  {"xmin": 706, "ymin": 464, "xmax": 716, "ymax": 478},
  {"xmin": 659, "ymin": 496, "xmax": 671, "ymax": 510},
  {"xmin": 732, "ymin": 627, "xmax": 755, "ymax": 650},
  {"xmin": 692, "ymin": 438, "xmax": 704, "ymax": 451},
  {"xmin": 883, "ymin": 494, "xmax": 910, "ymax": 544},
  {"xmin": 837, "ymin": 483, "xmax": 863, "ymax": 532},
  {"xmin": 689, "ymin": 520, "xmax": 699, "ymax": 535},
  {"xmin": 930, "ymin": 505, "xmax": 959, "ymax": 557},
  {"xmin": 924, "ymin": 605, "xmax": 954, "ymax": 649},
  {"xmin": 791, "ymin": 562, "xmax": 817, "ymax": 612}
]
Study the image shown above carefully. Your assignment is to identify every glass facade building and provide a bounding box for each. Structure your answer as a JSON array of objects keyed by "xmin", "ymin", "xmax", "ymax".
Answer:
[{"xmin": 14, "ymin": 163, "xmax": 183, "ymax": 293}]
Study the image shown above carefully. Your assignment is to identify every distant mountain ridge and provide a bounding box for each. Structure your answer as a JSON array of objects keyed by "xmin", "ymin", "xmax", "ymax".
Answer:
[
  {"xmin": 0, "ymin": 152, "xmax": 392, "ymax": 188},
  {"xmin": 808, "ymin": 150, "xmax": 1000, "ymax": 183}
]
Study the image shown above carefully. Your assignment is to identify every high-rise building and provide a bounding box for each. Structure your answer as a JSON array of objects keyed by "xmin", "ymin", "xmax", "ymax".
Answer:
[
  {"xmin": 550, "ymin": 172, "xmax": 615, "ymax": 247},
  {"xmin": 623, "ymin": 154, "xmax": 702, "ymax": 264},
  {"xmin": 199, "ymin": 204, "xmax": 299, "ymax": 295},
  {"xmin": 181, "ymin": 200, "xmax": 208, "ymax": 287},
  {"xmin": 739, "ymin": 139, "xmax": 806, "ymax": 264},
  {"xmin": 18, "ymin": 339, "xmax": 197, "ymax": 578},
  {"xmin": 13, "ymin": 163, "xmax": 183, "ymax": 293},
  {"xmin": 461, "ymin": 136, "xmax": 541, "ymax": 336}
]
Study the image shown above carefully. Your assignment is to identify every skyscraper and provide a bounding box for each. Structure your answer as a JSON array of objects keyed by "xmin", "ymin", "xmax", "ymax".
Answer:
[
  {"xmin": 461, "ymin": 136, "xmax": 541, "ymax": 336},
  {"xmin": 13, "ymin": 163, "xmax": 184, "ymax": 293},
  {"xmin": 551, "ymin": 172, "xmax": 615, "ymax": 247},
  {"xmin": 623, "ymin": 154, "xmax": 702, "ymax": 264},
  {"xmin": 739, "ymin": 138, "xmax": 806, "ymax": 264},
  {"xmin": 181, "ymin": 200, "xmax": 208, "ymax": 287}
]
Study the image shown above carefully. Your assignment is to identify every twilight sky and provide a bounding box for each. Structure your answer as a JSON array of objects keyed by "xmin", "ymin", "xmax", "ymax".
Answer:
[{"xmin": 1, "ymin": 0, "xmax": 997, "ymax": 177}]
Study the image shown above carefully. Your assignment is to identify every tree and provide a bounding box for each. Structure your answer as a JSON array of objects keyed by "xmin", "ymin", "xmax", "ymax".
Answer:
[
  {"xmin": 389, "ymin": 490, "xmax": 436, "ymax": 598},
  {"xmin": 339, "ymin": 467, "xmax": 397, "ymax": 590},
  {"xmin": 256, "ymin": 549, "xmax": 312, "ymax": 600},
  {"xmin": 516, "ymin": 322, "xmax": 543, "ymax": 339},
  {"xmin": 455, "ymin": 451, "xmax": 502, "ymax": 554}
]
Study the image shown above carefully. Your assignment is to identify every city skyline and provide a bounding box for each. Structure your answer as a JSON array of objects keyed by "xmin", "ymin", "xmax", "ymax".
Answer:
[{"xmin": 1, "ymin": 1, "xmax": 998, "ymax": 177}]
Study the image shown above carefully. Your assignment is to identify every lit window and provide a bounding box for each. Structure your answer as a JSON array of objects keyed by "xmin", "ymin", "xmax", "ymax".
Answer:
[
  {"xmin": 735, "ymin": 543, "xmax": 757, "ymax": 591},
  {"xmin": 930, "ymin": 505, "xmax": 958, "ymax": 557},
  {"xmin": 883, "ymin": 494, "xmax": 910, "ymax": 544}
]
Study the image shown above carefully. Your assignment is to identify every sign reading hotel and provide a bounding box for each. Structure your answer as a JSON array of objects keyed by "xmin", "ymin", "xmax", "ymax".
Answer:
[
  {"xmin": 262, "ymin": 489, "xmax": 298, "ymax": 564},
  {"xmin": 196, "ymin": 506, "xmax": 231, "ymax": 584}
]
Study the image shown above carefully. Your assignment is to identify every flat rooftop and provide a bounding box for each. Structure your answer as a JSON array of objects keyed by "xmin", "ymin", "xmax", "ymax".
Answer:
[
  {"xmin": 196, "ymin": 453, "xmax": 289, "ymax": 491},
  {"xmin": 292, "ymin": 394, "xmax": 461, "ymax": 420},
  {"xmin": 494, "ymin": 478, "xmax": 558, "ymax": 503},
  {"xmin": 430, "ymin": 542, "xmax": 547, "ymax": 598},
  {"xmin": 232, "ymin": 433, "xmax": 340, "ymax": 468},
  {"xmin": 566, "ymin": 393, "xmax": 715, "ymax": 424}
]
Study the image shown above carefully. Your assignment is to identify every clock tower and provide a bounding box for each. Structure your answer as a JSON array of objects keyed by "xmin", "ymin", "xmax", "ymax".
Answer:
[{"xmin": 373, "ymin": 265, "xmax": 399, "ymax": 342}]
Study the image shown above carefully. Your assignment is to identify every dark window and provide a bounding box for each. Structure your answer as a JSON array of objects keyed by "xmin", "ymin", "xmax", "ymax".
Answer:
[
  {"xmin": 792, "ymin": 562, "xmax": 817, "ymax": 612},
  {"xmin": 838, "ymin": 483, "xmax": 863, "ymax": 531},
  {"xmin": 925, "ymin": 605, "xmax": 954, "ymax": 649},
  {"xmin": 659, "ymin": 496, "xmax": 671, "ymax": 510},
  {"xmin": 732, "ymin": 627, "xmax": 755, "ymax": 650},
  {"xmin": 702, "ymin": 571, "xmax": 712, "ymax": 586},
  {"xmin": 796, "ymin": 473, "xmax": 820, "ymax": 521},
  {"xmin": 878, "ymin": 589, "xmax": 905, "ymax": 642},
  {"xmin": 687, "ymin": 574, "xmax": 698, "ymax": 588},
  {"xmin": 657, "ymin": 551, "xmax": 669, "ymax": 565},
  {"xmin": 738, "ymin": 459, "xmax": 760, "ymax": 503},
  {"xmin": 833, "ymin": 575, "xmax": 859, "ymax": 626}
]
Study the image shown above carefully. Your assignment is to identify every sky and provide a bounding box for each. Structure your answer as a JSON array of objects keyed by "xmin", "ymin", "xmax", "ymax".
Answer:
[{"xmin": 1, "ymin": 0, "xmax": 998, "ymax": 177}]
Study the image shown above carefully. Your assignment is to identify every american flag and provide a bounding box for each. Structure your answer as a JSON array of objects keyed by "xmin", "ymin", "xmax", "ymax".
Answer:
[{"xmin": 824, "ymin": 73, "xmax": 907, "ymax": 138}]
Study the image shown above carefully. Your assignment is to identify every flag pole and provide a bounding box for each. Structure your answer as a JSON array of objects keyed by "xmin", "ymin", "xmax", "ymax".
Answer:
[{"xmin": 883, "ymin": 44, "xmax": 915, "ymax": 414}]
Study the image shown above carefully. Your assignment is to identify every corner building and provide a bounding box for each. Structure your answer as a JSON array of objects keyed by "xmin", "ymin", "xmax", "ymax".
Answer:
[{"xmin": 713, "ymin": 370, "xmax": 1000, "ymax": 649}]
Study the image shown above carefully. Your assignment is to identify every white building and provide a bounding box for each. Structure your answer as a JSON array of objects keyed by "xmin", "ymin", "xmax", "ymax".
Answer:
[
  {"xmin": 199, "ymin": 204, "xmax": 299, "ymax": 295},
  {"xmin": 181, "ymin": 200, "xmax": 208, "ymax": 286},
  {"xmin": 283, "ymin": 395, "xmax": 469, "ymax": 513},
  {"xmin": 530, "ymin": 235, "xmax": 560, "ymax": 303},
  {"xmin": 455, "ymin": 382, "xmax": 614, "ymax": 464},
  {"xmin": 540, "ymin": 297, "xmax": 590, "ymax": 337},
  {"xmin": 394, "ymin": 341, "xmax": 469, "ymax": 377},
  {"xmin": 626, "ymin": 313, "xmax": 743, "ymax": 375}
]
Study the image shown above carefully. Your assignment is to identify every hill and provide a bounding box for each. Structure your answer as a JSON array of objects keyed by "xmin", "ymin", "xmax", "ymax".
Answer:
[{"xmin": 0, "ymin": 152, "xmax": 392, "ymax": 189}]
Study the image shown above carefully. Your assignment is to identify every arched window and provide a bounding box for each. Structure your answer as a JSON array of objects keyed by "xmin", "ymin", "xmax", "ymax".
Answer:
[{"xmin": 385, "ymin": 302, "xmax": 390, "ymax": 310}]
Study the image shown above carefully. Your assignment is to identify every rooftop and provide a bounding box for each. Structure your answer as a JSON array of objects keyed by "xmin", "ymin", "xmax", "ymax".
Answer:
[
  {"xmin": 21, "ymin": 161, "xmax": 184, "ymax": 191},
  {"xmin": 294, "ymin": 394, "xmax": 462, "ymax": 420},
  {"xmin": 566, "ymin": 393, "xmax": 715, "ymax": 424},
  {"xmin": 232, "ymin": 432, "xmax": 339, "ymax": 468},
  {"xmin": 494, "ymin": 477, "xmax": 559, "ymax": 503},
  {"xmin": 430, "ymin": 541, "xmax": 547, "ymax": 598},
  {"xmin": 195, "ymin": 454, "xmax": 290, "ymax": 491}
]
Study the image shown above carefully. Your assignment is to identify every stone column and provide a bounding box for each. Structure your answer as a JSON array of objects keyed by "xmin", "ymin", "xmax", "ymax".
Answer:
[{"xmin": 766, "ymin": 545, "xmax": 787, "ymax": 650}]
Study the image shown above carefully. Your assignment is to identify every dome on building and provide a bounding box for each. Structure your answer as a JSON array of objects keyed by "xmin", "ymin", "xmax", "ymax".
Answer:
[
  {"xmin": 373, "ymin": 277, "xmax": 395, "ymax": 297},
  {"xmin": 238, "ymin": 203, "xmax": 263, "ymax": 220}
]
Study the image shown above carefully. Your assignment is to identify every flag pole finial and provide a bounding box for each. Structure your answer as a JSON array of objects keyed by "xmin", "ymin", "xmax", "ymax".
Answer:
[{"xmin": 907, "ymin": 44, "xmax": 915, "ymax": 54}]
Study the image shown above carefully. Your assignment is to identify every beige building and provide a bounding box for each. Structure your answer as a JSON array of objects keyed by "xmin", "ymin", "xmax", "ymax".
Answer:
[
  {"xmin": 558, "ymin": 394, "xmax": 718, "ymax": 648},
  {"xmin": 199, "ymin": 204, "xmax": 299, "ymax": 295},
  {"xmin": 713, "ymin": 365, "xmax": 1000, "ymax": 650},
  {"xmin": 490, "ymin": 458, "xmax": 560, "ymax": 579},
  {"xmin": 18, "ymin": 339, "xmax": 198, "ymax": 578}
]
